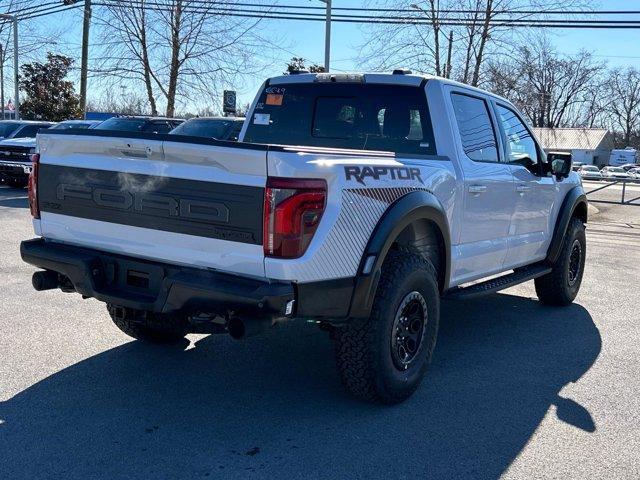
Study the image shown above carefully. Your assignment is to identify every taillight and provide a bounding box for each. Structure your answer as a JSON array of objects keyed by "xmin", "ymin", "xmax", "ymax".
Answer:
[
  {"xmin": 263, "ymin": 177, "xmax": 327, "ymax": 258},
  {"xmin": 28, "ymin": 153, "xmax": 40, "ymax": 219}
]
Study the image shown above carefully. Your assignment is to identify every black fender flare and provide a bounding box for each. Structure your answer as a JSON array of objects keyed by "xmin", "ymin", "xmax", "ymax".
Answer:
[
  {"xmin": 348, "ymin": 190, "xmax": 451, "ymax": 319},
  {"xmin": 546, "ymin": 186, "xmax": 588, "ymax": 265}
]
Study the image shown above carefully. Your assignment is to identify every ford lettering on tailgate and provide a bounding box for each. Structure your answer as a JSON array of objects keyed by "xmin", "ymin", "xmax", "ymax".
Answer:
[
  {"xmin": 55, "ymin": 184, "xmax": 230, "ymax": 223},
  {"xmin": 37, "ymin": 165, "xmax": 264, "ymax": 244}
]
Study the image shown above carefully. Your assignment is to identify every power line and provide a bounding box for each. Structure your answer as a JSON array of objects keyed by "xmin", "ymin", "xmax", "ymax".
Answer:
[
  {"xmin": 89, "ymin": 0, "xmax": 640, "ymax": 16},
  {"xmin": 93, "ymin": 1, "xmax": 640, "ymax": 29},
  {"xmin": 0, "ymin": 2, "xmax": 83, "ymax": 22},
  {"xmin": 5, "ymin": 1, "xmax": 640, "ymax": 30}
]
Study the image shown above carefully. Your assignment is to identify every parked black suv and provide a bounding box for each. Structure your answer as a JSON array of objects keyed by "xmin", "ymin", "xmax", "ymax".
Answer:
[
  {"xmin": 169, "ymin": 117, "xmax": 245, "ymax": 141},
  {"xmin": 94, "ymin": 116, "xmax": 184, "ymax": 134}
]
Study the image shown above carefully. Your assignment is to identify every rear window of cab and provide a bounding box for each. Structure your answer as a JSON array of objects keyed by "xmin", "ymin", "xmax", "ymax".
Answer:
[{"xmin": 243, "ymin": 83, "xmax": 436, "ymax": 155}]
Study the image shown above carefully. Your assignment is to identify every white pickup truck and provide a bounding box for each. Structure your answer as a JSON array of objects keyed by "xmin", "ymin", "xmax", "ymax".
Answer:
[{"xmin": 21, "ymin": 71, "xmax": 587, "ymax": 403}]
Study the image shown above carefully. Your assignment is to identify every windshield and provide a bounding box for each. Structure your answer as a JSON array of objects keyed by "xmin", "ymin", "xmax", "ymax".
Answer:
[
  {"xmin": 52, "ymin": 122, "xmax": 94, "ymax": 130},
  {"xmin": 243, "ymin": 83, "xmax": 436, "ymax": 155},
  {"xmin": 0, "ymin": 122, "xmax": 20, "ymax": 138},
  {"xmin": 94, "ymin": 117, "xmax": 146, "ymax": 132},
  {"xmin": 583, "ymin": 166, "xmax": 598, "ymax": 171},
  {"xmin": 609, "ymin": 167, "xmax": 624, "ymax": 173},
  {"xmin": 170, "ymin": 119, "xmax": 233, "ymax": 138}
]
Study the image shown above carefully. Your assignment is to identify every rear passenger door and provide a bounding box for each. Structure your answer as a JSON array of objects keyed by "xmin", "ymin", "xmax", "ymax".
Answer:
[
  {"xmin": 493, "ymin": 103, "xmax": 557, "ymax": 267},
  {"xmin": 448, "ymin": 91, "xmax": 514, "ymax": 283}
]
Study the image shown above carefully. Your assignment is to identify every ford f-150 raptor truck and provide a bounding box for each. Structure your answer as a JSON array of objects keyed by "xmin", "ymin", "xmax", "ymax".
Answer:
[{"xmin": 21, "ymin": 71, "xmax": 587, "ymax": 404}]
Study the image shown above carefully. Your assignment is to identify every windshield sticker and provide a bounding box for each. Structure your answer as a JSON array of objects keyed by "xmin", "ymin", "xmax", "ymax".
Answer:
[
  {"xmin": 253, "ymin": 113, "xmax": 271, "ymax": 125},
  {"xmin": 255, "ymin": 102, "xmax": 264, "ymax": 110},
  {"xmin": 266, "ymin": 93, "xmax": 283, "ymax": 106}
]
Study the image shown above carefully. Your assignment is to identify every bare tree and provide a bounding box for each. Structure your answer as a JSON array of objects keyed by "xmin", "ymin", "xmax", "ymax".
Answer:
[
  {"xmin": 94, "ymin": 0, "xmax": 276, "ymax": 116},
  {"xmin": 485, "ymin": 37, "xmax": 604, "ymax": 128},
  {"xmin": 86, "ymin": 87, "xmax": 149, "ymax": 116},
  {"xmin": 605, "ymin": 67, "xmax": 640, "ymax": 147},
  {"xmin": 359, "ymin": 0, "xmax": 587, "ymax": 86}
]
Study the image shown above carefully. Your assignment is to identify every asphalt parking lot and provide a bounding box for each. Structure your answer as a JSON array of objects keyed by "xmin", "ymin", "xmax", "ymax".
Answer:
[{"xmin": 1, "ymin": 184, "xmax": 639, "ymax": 479}]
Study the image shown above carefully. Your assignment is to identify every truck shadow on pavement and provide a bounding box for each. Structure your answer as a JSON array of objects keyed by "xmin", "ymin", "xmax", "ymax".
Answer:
[
  {"xmin": 0, "ymin": 293, "xmax": 601, "ymax": 479},
  {"xmin": 0, "ymin": 185, "xmax": 28, "ymax": 209}
]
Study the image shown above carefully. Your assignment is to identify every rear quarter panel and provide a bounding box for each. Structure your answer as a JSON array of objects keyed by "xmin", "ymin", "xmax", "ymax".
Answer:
[{"xmin": 265, "ymin": 147, "xmax": 457, "ymax": 282}]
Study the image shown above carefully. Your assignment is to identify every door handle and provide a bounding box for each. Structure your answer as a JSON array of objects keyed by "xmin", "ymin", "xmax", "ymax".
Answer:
[
  {"xmin": 468, "ymin": 185, "xmax": 487, "ymax": 194},
  {"xmin": 516, "ymin": 184, "xmax": 532, "ymax": 193}
]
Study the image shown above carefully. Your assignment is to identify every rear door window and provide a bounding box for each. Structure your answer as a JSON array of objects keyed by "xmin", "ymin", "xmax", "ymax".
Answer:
[
  {"xmin": 450, "ymin": 93, "xmax": 499, "ymax": 163},
  {"xmin": 244, "ymin": 83, "xmax": 436, "ymax": 155}
]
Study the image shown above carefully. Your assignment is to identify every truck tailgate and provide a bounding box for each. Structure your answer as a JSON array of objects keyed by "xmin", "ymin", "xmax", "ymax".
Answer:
[{"xmin": 35, "ymin": 131, "xmax": 267, "ymax": 277}]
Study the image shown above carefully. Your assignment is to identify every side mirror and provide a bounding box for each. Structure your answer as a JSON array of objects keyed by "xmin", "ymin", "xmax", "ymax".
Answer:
[{"xmin": 548, "ymin": 152, "xmax": 572, "ymax": 180}]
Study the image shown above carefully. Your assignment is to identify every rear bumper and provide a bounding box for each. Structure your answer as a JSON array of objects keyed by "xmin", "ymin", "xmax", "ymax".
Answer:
[{"xmin": 20, "ymin": 239, "xmax": 295, "ymax": 318}]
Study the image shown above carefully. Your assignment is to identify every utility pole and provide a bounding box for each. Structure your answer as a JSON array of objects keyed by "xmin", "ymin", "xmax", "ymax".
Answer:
[
  {"xmin": 12, "ymin": 14, "xmax": 17, "ymax": 119},
  {"xmin": 0, "ymin": 14, "xmax": 19, "ymax": 120},
  {"xmin": 319, "ymin": 0, "xmax": 331, "ymax": 72},
  {"xmin": 0, "ymin": 43, "xmax": 4, "ymax": 120},
  {"xmin": 445, "ymin": 31, "xmax": 453, "ymax": 79},
  {"xmin": 79, "ymin": 0, "xmax": 92, "ymax": 115}
]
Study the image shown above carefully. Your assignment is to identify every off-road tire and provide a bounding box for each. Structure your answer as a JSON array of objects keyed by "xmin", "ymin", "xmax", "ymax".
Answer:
[
  {"xmin": 333, "ymin": 249, "xmax": 440, "ymax": 404},
  {"xmin": 535, "ymin": 217, "xmax": 586, "ymax": 306},
  {"xmin": 107, "ymin": 304, "xmax": 188, "ymax": 343}
]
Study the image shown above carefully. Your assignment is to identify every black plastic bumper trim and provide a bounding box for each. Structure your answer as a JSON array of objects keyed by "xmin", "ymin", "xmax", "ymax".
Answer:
[{"xmin": 20, "ymin": 239, "xmax": 294, "ymax": 317}]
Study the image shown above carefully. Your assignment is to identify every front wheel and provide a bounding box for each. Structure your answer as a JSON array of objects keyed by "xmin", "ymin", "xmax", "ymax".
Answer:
[
  {"xmin": 333, "ymin": 250, "xmax": 440, "ymax": 404},
  {"xmin": 535, "ymin": 217, "xmax": 586, "ymax": 306}
]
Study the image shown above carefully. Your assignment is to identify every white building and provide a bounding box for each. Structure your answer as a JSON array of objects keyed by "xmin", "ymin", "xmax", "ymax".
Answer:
[{"xmin": 532, "ymin": 128, "xmax": 614, "ymax": 167}]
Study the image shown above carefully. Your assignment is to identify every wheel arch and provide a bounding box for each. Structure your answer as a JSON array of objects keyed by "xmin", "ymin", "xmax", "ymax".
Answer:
[
  {"xmin": 546, "ymin": 186, "xmax": 588, "ymax": 265},
  {"xmin": 348, "ymin": 190, "xmax": 451, "ymax": 319}
]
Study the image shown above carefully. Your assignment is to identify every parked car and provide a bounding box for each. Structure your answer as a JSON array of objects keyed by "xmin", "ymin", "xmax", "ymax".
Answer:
[
  {"xmin": 577, "ymin": 165, "xmax": 602, "ymax": 181},
  {"xmin": 94, "ymin": 116, "xmax": 184, "ymax": 134},
  {"xmin": 601, "ymin": 166, "xmax": 630, "ymax": 179},
  {"xmin": 23, "ymin": 71, "xmax": 586, "ymax": 404},
  {"xmin": 0, "ymin": 120, "xmax": 55, "ymax": 141},
  {"xmin": 0, "ymin": 121, "xmax": 55, "ymax": 188},
  {"xmin": 627, "ymin": 167, "xmax": 640, "ymax": 179},
  {"xmin": 169, "ymin": 117, "xmax": 245, "ymax": 141},
  {"xmin": 620, "ymin": 163, "xmax": 640, "ymax": 172},
  {"xmin": 0, "ymin": 120, "xmax": 101, "ymax": 188},
  {"xmin": 571, "ymin": 162, "xmax": 584, "ymax": 172},
  {"xmin": 49, "ymin": 119, "xmax": 103, "ymax": 130}
]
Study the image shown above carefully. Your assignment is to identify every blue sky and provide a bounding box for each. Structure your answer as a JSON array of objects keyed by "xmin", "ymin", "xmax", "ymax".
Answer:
[{"xmin": 24, "ymin": 0, "xmax": 640, "ymax": 112}]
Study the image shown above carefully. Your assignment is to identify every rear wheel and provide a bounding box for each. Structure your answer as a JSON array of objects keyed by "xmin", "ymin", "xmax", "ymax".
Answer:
[
  {"xmin": 333, "ymin": 249, "xmax": 440, "ymax": 404},
  {"xmin": 107, "ymin": 304, "xmax": 188, "ymax": 343},
  {"xmin": 535, "ymin": 217, "xmax": 586, "ymax": 306}
]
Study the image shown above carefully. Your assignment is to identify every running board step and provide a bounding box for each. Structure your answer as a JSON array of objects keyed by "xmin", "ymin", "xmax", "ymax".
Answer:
[{"xmin": 446, "ymin": 264, "xmax": 552, "ymax": 300}]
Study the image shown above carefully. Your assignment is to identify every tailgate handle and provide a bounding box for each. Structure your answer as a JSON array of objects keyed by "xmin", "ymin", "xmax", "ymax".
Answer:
[{"xmin": 120, "ymin": 146, "xmax": 153, "ymax": 158}]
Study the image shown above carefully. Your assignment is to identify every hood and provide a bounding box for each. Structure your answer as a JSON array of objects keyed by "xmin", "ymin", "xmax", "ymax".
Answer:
[{"xmin": 0, "ymin": 137, "xmax": 36, "ymax": 148}]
